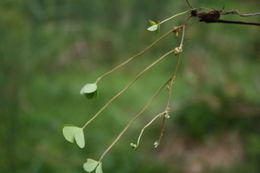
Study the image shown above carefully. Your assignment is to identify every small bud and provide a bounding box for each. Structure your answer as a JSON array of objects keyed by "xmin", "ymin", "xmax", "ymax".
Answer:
[
  {"xmin": 130, "ymin": 143, "xmax": 137, "ymax": 149},
  {"xmin": 166, "ymin": 84, "xmax": 171, "ymax": 90},
  {"xmin": 153, "ymin": 141, "xmax": 159, "ymax": 148},
  {"xmin": 172, "ymin": 27, "xmax": 180, "ymax": 37},
  {"xmin": 149, "ymin": 19, "xmax": 157, "ymax": 26},
  {"xmin": 165, "ymin": 112, "xmax": 170, "ymax": 119},
  {"xmin": 173, "ymin": 46, "xmax": 183, "ymax": 55}
]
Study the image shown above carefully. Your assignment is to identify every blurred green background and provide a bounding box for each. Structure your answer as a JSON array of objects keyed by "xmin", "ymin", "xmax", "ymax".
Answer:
[{"xmin": 1, "ymin": 0, "xmax": 260, "ymax": 173}]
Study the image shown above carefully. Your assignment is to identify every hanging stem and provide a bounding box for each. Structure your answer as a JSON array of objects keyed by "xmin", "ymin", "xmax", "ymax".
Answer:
[
  {"xmin": 134, "ymin": 112, "xmax": 166, "ymax": 148},
  {"xmin": 156, "ymin": 54, "xmax": 181, "ymax": 146},
  {"xmin": 185, "ymin": 0, "xmax": 193, "ymax": 9},
  {"xmin": 82, "ymin": 49, "xmax": 175, "ymax": 129},
  {"xmin": 155, "ymin": 25, "xmax": 185, "ymax": 147},
  {"xmin": 98, "ymin": 75, "xmax": 174, "ymax": 162},
  {"xmin": 133, "ymin": 54, "xmax": 182, "ymax": 149},
  {"xmin": 95, "ymin": 29, "xmax": 174, "ymax": 84},
  {"xmin": 159, "ymin": 10, "xmax": 192, "ymax": 25}
]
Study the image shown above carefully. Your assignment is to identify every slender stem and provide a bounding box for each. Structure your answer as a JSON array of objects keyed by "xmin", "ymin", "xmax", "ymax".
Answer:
[
  {"xmin": 179, "ymin": 25, "xmax": 186, "ymax": 48},
  {"xmin": 159, "ymin": 10, "xmax": 192, "ymax": 25},
  {"xmin": 221, "ymin": 10, "xmax": 260, "ymax": 17},
  {"xmin": 98, "ymin": 76, "xmax": 174, "ymax": 161},
  {"xmin": 95, "ymin": 29, "xmax": 174, "ymax": 83},
  {"xmin": 205, "ymin": 19, "xmax": 260, "ymax": 26},
  {"xmin": 167, "ymin": 24, "xmax": 185, "ymax": 107},
  {"xmin": 166, "ymin": 55, "xmax": 181, "ymax": 109},
  {"xmin": 132, "ymin": 54, "xmax": 182, "ymax": 149},
  {"xmin": 135, "ymin": 112, "xmax": 166, "ymax": 148},
  {"xmin": 156, "ymin": 25, "xmax": 185, "ymax": 146},
  {"xmin": 156, "ymin": 115, "xmax": 166, "ymax": 146},
  {"xmin": 185, "ymin": 0, "xmax": 193, "ymax": 9},
  {"xmin": 82, "ymin": 50, "xmax": 175, "ymax": 129},
  {"xmin": 155, "ymin": 54, "xmax": 181, "ymax": 147}
]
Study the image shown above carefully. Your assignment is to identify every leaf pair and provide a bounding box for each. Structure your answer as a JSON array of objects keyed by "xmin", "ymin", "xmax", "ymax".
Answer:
[
  {"xmin": 83, "ymin": 159, "xmax": 103, "ymax": 173},
  {"xmin": 62, "ymin": 126, "xmax": 85, "ymax": 148},
  {"xmin": 80, "ymin": 83, "xmax": 98, "ymax": 99},
  {"xmin": 147, "ymin": 20, "xmax": 160, "ymax": 32}
]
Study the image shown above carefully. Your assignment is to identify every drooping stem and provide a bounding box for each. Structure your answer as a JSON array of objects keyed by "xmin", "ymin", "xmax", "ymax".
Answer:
[
  {"xmin": 95, "ymin": 29, "xmax": 174, "ymax": 84},
  {"xmin": 98, "ymin": 75, "xmax": 174, "ymax": 162},
  {"xmin": 179, "ymin": 25, "xmax": 185, "ymax": 48},
  {"xmin": 82, "ymin": 50, "xmax": 175, "ymax": 129},
  {"xmin": 185, "ymin": 0, "xmax": 193, "ymax": 9},
  {"xmin": 156, "ymin": 54, "xmax": 181, "ymax": 146},
  {"xmin": 133, "ymin": 54, "xmax": 182, "ymax": 149},
  {"xmin": 156, "ymin": 25, "xmax": 185, "ymax": 146},
  {"xmin": 159, "ymin": 10, "xmax": 192, "ymax": 25},
  {"xmin": 134, "ymin": 112, "xmax": 166, "ymax": 148},
  {"xmin": 156, "ymin": 114, "xmax": 166, "ymax": 147}
]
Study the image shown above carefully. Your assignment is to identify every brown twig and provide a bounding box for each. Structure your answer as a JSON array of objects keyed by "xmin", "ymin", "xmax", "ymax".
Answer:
[
  {"xmin": 220, "ymin": 10, "xmax": 260, "ymax": 17},
  {"xmin": 191, "ymin": 9, "xmax": 260, "ymax": 26},
  {"xmin": 204, "ymin": 19, "xmax": 260, "ymax": 26}
]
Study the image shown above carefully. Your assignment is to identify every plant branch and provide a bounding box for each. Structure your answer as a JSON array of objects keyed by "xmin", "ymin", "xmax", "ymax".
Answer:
[
  {"xmin": 156, "ymin": 25, "xmax": 185, "ymax": 147},
  {"xmin": 185, "ymin": 0, "xmax": 193, "ymax": 9},
  {"xmin": 191, "ymin": 9, "xmax": 260, "ymax": 26},
  {"xmin": 159, "ymin": 9, "xmax": 193, "ymax": 25},
  {"xmin": 220, "ymin": 10, "xmax": 260, "ymax": 17},
  {"xmin": 98, "ymin": 75, "xmax": 175, "ymax": 161},
  {"xmin": 82, "ymin": 50, "xmax": 175, "ymax": 129},
  {"xmin": 156, "ymin": 115, "xmax": 166, "ymax": 147},
  {"xmin": 204, "ymin": 19, "xmax": 260, "ymax": 26},
  {"xmin": 133, "ymin": 112, "xmax": 166, "ymax": 149},
  {"xmin": 95, "ymin": 29, "xmax": 173, "ymax": 83}
]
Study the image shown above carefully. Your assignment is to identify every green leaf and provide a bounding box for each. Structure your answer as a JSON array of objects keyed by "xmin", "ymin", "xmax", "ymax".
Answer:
[
  {"xmin": 80, "ymin": 83, "xmax": 98, "ymax": 95},
  {"xmin": 147, "ymin": 24, "xmax": 159, "ymax": 32},
  {"xmin": 83, "ymin": 159, "xmax": 99, "ymax": 172},
  {"xmin": 62, "ymin": 126, "xmax": 85, "ymax": 148},
  {"xmin": 148, "ymin": 19, "xmax": 157, "ymax": 25},
  {"xmin": 95, "ymin": 163, "xmax": 103, "ymax": 173}
]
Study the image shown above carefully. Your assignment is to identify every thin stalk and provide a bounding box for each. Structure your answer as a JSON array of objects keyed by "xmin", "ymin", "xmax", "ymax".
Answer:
[
  {"xmin": 221, "ymin": 10, "xmax": 260, "ymax": 17},
  {"xmin": 156, "ymin": 25, "xmax": 185, "ymax": 146},
  {"xmin": 82, "ymin": 50, "xmax": 175, "ymax": 129},
  {"xmin": 156, "ymin": 115, "xmax": 166, "ymax": 147},
  {"xmin": 179, "ymin": 25, "xmax": 185, "ymax": 48},
  {"xmin": 185, "ymin": 0, "xmax": 193, "ymax": 9},
  {"xmin": 159, "ymin": 10, "xmax": 192, "ymax": 25},
  {"xmin": 95, "ymin": 29, "xmax": 173, "ymax": 83},
  {"xmin": 134, "ymin": 112, "xmax": 166, "ymax": 148},
  {"xmin": 98, "ymin": 76, "xmax": 173, "ymax": 162},
  {"xmin": 205, "ymin": 19, "xmax": 260, "ymax": 26},
  {"xmin": 156, "ymin": 55, "xmax": 181, "ymax": 146},
  {"xmin": 134, "ymin": 54, "xmax": 182, "ymax": 149}
]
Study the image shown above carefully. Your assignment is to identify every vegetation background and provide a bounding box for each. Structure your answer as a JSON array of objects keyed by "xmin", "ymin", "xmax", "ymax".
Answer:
[{"xmin": 0, "ymin": 0, "xmax": 259, "ymax": 173}]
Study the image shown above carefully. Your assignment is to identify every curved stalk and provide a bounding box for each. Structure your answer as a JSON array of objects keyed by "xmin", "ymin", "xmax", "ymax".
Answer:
[
  {"xmin": 82, "ymin": 49, "xmax": 175, "ymax": 129},
  {"xmin": 95, "ymin": 29, "xmax": 174, "ymax": 84},
  {"xmin": 98, "ymin": 76, "xmax": 174, "ymax": 162},
  {"xmin": 133, "ymin": 112, "xmax": 166, "ymax": 148}
]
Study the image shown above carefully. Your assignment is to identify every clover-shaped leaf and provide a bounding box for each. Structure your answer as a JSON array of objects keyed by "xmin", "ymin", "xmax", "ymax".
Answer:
[
  {"xmin": 62, "ymin": 125, "xmax": 85, "ymax": 148},
  {"xmin": 83, "ymin": 159, "xmax": 99, "ymax": 172},
  {"xmin": 83, "ymin": 159, "xmax": 103, "ymax": 173},
  {"xmin": 147, "ymin": 20, "xmax": 160, "ymax": 32},
  {"xmin": 147, "ymin": 24, "xmax": 159, "ymax": 32},
  {"xmin": 80, "ymin": 83, "xmax": 98, "ymax": 99},
  {"xmin": 95, "ymin": 163, "xmax": 103, "ymax": 173}
]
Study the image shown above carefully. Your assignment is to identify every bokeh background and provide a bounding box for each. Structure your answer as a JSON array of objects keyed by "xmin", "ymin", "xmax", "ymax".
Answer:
[{"xmin": 1, "ymin": 0, "xmax": 260, "ymax": 173}]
